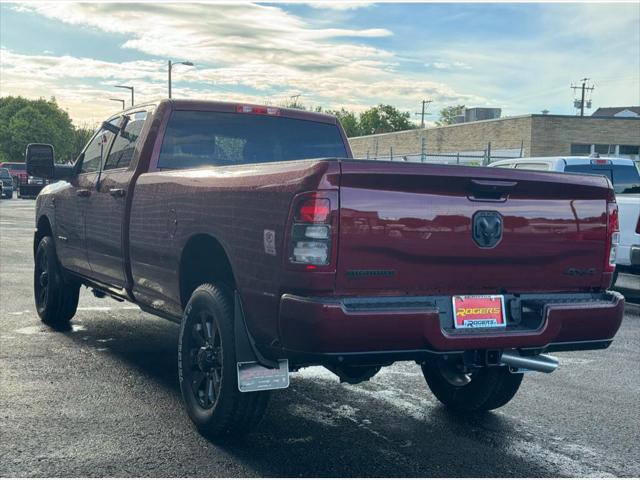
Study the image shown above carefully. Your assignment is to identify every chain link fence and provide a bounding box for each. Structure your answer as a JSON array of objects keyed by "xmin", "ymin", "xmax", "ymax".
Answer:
[{"xmin": 357, "ymin": 142, "xmax": 525, "ymax": 166}]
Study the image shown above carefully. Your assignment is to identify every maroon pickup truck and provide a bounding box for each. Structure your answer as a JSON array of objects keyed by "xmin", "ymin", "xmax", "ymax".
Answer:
[{"xmin": 27, "ymin": 100, "xmax": 624, "ymax": 439}]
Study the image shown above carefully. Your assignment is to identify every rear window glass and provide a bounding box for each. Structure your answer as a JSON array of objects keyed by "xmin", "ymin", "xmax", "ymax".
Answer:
[
  {"xmin": 564, "ymin": 163, "xmax": 640, "ymax": 194},
  {"xmin": 158, "ymin": 111, "xmax": 347, "ymax": 169},
  {"xmin": 611, "ymin": 164, "xmax": 640, "ymax": 194}
]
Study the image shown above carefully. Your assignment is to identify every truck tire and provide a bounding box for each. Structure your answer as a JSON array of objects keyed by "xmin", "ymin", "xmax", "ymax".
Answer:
[
  {"xmin": 34, "ymin": 236, "xmax": 80, "ymax": 329},
  {"xmin": 422, "ymin": 359, "xmax": 523, "ymax": 412},
  {"xmin": 178, "ymin": 283, "xmax": 270, "ymax": 439}
]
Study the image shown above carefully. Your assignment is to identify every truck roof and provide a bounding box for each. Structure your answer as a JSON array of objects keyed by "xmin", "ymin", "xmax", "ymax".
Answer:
[{"xmin": 111, "ymin": 99, "xmax": 339, "ymax": 125}]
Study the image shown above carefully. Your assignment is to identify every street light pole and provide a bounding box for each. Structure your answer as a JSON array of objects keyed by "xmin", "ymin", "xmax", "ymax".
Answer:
[
  {"xmin": 109, "ymin": 98, "xmax": 125, "ymax": 110},
  {"xmin": 168, "ymin": 60, "xmax": 194, "ymax": 99},
  {"xmin": 115, "ymin": 85, "xmax": 134, "ymax": 106},
  {"xmin": 168, "ymin": 60, "xmax": 172, "ymax": 99}
]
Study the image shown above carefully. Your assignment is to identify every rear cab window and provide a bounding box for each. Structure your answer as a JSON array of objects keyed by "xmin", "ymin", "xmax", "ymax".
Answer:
[
  {"xmin": 157, "ymin": 111, "xmax": 348, "ymax": 170},
  {"xmin": 564, "ymin": 162, "xmax": 640, "ymax": 194}
]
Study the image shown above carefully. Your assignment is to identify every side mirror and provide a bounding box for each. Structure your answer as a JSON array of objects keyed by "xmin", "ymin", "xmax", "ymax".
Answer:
[{"xmin": 26, "ymin": 144, "xmax": 55, "ymax": 179}]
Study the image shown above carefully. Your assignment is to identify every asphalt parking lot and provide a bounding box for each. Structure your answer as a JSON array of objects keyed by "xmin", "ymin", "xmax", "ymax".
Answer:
[{"xmin": 1, "ymin": 198, "xmax": 639, "ymax": 477}]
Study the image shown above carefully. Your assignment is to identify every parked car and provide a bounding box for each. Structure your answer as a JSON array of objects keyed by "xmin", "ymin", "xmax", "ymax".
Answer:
[
  {"xmin": 18, "ymin": 175, "xmax": 48, "ymax": 199},
  {"xmin": 27, "ymin": 100, "xmax": 624, "ymax": 440},
  {"xmin": 489, "ymin": 156, "xmax": 640, "ymax": 278},
  {"xmin": 0, "ymin": 168, "xmax": 14, "ymax": 198},
  {"xmin": 0, "ymin": 162, "xmax": 27, "ymax": 190}
]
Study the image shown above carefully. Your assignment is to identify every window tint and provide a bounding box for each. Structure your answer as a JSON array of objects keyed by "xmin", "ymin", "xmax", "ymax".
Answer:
[
  {"xmin": 158, "ymin": 111, "xmax": 348, "ymax": 169},
  {"xmin": 564, "ymin": 164, "xmax": 613, "ymax": 182},
  {"xmin": 81, "ymin": 129, "xmax": 115, "ymax": 173},
  {"xmin": 611, "ymin": 164, "xmax": 640, "ymax": 194},
  {"xmin": 570, "ymin": 143, "xmax": 591, "ymax": 155},
  {"xmin": 104, "ymin": 111, "xmax": 148, "ymax": 171},
  {"xmin": 515, "ymin": 163, "xmax": 550, "ymax": 171}
]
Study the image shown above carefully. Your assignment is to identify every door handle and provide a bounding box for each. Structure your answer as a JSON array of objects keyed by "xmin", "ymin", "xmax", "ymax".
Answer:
[
  {"xmin": 109, "ymin": 188, "xmax": 126, "ymax": 198},
  {"xmin": 76, "ymin": 189, "xmax": 91, "ymax": 197}
]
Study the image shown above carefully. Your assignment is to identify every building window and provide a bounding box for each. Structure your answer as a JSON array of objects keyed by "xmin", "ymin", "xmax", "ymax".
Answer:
[
  {"xmin": 594, "ymin": 144, "xmax": 614, "ymax": 154},
  {"xmin": 570, "ymin": 144, "xmax": 591, "ymax": 155},
  {"xmin": 619, "ymin": 145, "xmax": 640, "ymax": 155}
]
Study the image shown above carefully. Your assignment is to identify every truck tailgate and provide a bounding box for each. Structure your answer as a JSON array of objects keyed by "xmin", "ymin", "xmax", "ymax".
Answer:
[{"xmin": 336, "ymin": 161, "xmax": 613, "ymax": 295}]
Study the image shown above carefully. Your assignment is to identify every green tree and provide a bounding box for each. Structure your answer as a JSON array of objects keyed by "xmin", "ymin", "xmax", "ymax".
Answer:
[
  {"xmin": 0, "ymin": 96, "xmax": 76, "ymax": 164},
  {"xmin": 436, "ymin": 105, "xmax": 465, "ymax": 126},
  {"xmin": 327, "ymin": 108, "xmax": 362, "ymax": 137},
  {"xmin": 72, "ymin": 123, "xmax": 97, "ymax": 161},
  {"xmin": 358, "ymin": 104, "xmax": 414, "ymax": 135}
]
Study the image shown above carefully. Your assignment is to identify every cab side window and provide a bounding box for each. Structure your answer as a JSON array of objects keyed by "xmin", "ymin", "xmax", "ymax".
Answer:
[
  {"xmin": 104, "ymin": 111, "xmax": 148, "ymax": 171},
  {"xmin": 80, "ymin": 128, "xmax": 115, "ymax": 174}
]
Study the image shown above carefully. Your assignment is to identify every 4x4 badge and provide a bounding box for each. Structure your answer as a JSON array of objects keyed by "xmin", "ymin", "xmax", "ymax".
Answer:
[{"xmin": 472, "ymin": 211, "xmax": 503, "ymax": 248}]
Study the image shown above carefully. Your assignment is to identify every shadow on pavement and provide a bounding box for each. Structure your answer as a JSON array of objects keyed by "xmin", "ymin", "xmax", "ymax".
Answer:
[{"xmin": 61, "ymin": 314, "xmax": 558, "ymax": 477}]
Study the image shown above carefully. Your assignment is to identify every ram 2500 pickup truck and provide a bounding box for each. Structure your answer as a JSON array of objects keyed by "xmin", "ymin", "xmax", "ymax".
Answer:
[{"xmin": 27, "ymin": 99, "xmax": 624, "ymax": 439}]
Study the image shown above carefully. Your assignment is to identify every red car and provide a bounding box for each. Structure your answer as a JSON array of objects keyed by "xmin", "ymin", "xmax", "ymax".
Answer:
[
  {"xmin": 26, "ymin": 99, "xmax": 624, "ymax": 439},
  {"xmin": 0, "ymin": 162, "xmax": 27, "ymax": 190}
]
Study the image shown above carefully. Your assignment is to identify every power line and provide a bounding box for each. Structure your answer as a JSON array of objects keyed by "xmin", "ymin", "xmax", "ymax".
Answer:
[
  {"xmin": 414, "ymin": 99, "xmax": 433, "ymax": 128},
  {"xmin": 571, "ymin": 78, "xmax": 595, "ymax": 117}
]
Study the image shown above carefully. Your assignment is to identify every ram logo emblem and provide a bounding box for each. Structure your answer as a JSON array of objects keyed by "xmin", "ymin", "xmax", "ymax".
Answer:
[{"xmin": 472, "ymin": 211, "xmax": 503, "ymax": 248}]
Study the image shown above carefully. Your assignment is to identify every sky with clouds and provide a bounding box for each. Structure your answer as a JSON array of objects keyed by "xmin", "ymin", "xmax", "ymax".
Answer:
[{"xmin": 1, "ymin": 2, "xmax": 639, "ymax": 126}]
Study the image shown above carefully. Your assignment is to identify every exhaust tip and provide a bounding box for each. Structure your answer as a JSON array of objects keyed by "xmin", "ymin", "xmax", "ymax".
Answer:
[{"xmin": 501, "ymin": 350, "xmax": 559, "ymax": 373}]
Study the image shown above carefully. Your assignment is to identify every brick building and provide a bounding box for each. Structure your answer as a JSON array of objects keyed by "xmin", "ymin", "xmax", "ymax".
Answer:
[{"xmin": 348, "ymin": 114, "xmax": 640, "ymax": 162}]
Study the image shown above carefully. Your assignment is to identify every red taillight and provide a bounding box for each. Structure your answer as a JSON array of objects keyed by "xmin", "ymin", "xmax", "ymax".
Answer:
[
  {"xmin": 605, "ymin": 202, "xmax": 619, "ymax": 273},
  {"xmin": 236, "ymin": 105, "xmax": 280, "ymax": 116},
  {"xmin": 287, "ymin": 191, "xmax": 338, "ymax": 269},
  {"xmin": 296, "ymin": 198, "xmax": 330, "ymax": 223}
]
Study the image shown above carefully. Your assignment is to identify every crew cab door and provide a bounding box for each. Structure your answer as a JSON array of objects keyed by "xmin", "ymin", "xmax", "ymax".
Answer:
[
  {"xmin": 85, "ymin": 111, "xmax": 149, "ymax": 288},
  {"xmin": 55, "ymin": 127, "xmax": 115, "ymax": 276}
]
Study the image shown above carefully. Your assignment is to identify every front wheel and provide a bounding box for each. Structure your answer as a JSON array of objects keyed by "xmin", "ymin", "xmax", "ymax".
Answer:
[
  {"xmin": 34, "ymin": 236, "xmax": 80, "ymax": 329},
  {"xmin": 422, "ymin": 358, "xmax": 523, "ymax": 412},
  {"xmin": 178, "ymin": 283, "xmax": 270, "ymax": 439}
]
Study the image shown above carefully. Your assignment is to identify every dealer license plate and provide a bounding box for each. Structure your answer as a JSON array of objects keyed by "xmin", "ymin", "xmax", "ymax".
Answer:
[
  {"xmin": 452, "ymin": 295, "xmax": 506, "ymax": 329},
  {"xmin": 237, "ymin": 359, "xmax": 289, "ymax": 392}
]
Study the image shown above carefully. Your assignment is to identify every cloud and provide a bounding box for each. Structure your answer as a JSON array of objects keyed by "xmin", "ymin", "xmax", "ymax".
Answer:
[
  {"xmin": 1, "ymin": 3, "xmax": 480, "ymax": 123},
  {"xmin": 307, "ymin": 1, "xmax": 374, "ymax": 10}
]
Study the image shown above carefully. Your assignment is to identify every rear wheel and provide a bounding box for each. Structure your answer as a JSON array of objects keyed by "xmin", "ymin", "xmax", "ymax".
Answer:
[
  {"xmin": 178, "ymin": 283, "xmax": 270, "ymax": 439},
  {"xmin": 34, "ymin": 236, "xmax": 80, "ymax": 329},
  {"xmin": 422, "ymin": 358, "xmax": 523, "ymax": 412}
]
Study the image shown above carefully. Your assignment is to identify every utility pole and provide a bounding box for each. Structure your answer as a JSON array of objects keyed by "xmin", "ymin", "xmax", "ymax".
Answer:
[
  {"xmin": 289, "ymin": 94, "xmax": 301, "ymax": 108},
  {"xmin": 414, "ymin": 99, "xmax": 432, "ymax": 128},
  {"xmin": 571, "ymin": 78, "xmax": 594, "ymax": 117}
]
